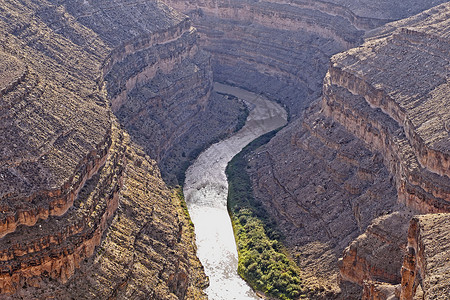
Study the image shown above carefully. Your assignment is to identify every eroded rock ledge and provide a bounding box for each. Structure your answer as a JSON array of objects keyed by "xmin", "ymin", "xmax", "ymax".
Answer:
[
  {"xmin": 323, "ymin": 2, "xmax": 450, "ymax": 214},
  {"xmin": 400, "ymin": 213, "xmax": 450, "ymax": 299},
  {"xmin": 0, "ymin": 0, "xmax": 209, "ymax": 296},
  {"xmin": 241, "ymin": 2, "xmax": 448, "ymax": 299},
  {"xmin": 330, "ymin": 4, "xmax": 450, "ymax": 299}
]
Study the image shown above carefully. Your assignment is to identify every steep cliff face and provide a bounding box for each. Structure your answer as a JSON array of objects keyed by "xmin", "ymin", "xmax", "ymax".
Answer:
[
  {"xmin": 162, "ymin": 0, "xmax": 447, "ymax": 118},
  {"xmin": 323, "ymin": 5, "xmax": 450, "ymax": 213},
  {"xmin": 0, "ymin": 0, "xmax": 207, "ymax": 297},
  {"xmin": 162, "ymin": 0, "xmax": 366, "ymax": 117},
  {"xmin": 246, "ymin": 100, "xmax": 400, "ymax": 297},
  {"xmin": 52, "ymin": 0, "xmax": 245, "ymax": 186},
  {"xmin": 241, "ymin": 1, "xmax": 449, "ymax": 298},
  {"xmin": 400, "ymin": 213, "xmax": 450, "ymax": 299}
]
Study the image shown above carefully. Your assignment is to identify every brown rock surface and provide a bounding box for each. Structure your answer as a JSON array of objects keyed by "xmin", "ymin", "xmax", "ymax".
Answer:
[
  {"xmin": 323, "ymin": 2, "xmax": 450, "ymax": 213},
  {"xmin": 339, "ymin": 212, "xmax": 411, "ymax": 285},
  {"xmin": 362, "ymin": 281, "xmax": 400, "ymax": 300},
  {"xmin": 246, "ymin": 101, "xmax": 400, "ymax": 296},
  {"xmin": 53, "ymin": 0, "xmax": 246, "ymax": 186},
  {"xmin": 162, "ymin": 0, "xmax": 447, "ymax": 118},
  {"xmin": 400, "ymin": 214, "xmax": 450, "ymax": 299},
  {"xmin": 0, "ymin": 0, "xmax": 112, "ymax": 239},
  {"xmin": 239, "ymin": 1, "xmax": 449, "ymax": 298},
  {"xmin": 0, "ymin": 0, "xmax": 208, "ymax": 297}
]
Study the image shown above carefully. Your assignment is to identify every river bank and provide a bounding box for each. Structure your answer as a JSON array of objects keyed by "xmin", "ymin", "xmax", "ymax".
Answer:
[{"xmin": 183, "ymin": 83, "xmax": 287, "ymax": 299}]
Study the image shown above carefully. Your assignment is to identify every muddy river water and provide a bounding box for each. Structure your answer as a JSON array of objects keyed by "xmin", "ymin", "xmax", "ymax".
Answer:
[{"xmin": 183, "ymin": 83, "xmax": 288, "ymax": 299}]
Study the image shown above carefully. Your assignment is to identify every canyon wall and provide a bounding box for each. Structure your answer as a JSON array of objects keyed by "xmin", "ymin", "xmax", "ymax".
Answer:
[
  {"xmin": 0, "ymin": 0, "xmax": 448, "ymax": 298},
  {"xmin": 162, "ymin": 0, "xmax": 366, "ymax": 118},
  {"xmin": 162, "ymin": 0, "xmax": 447, "ymax": 119},
  {"xmin": 400, "ymin": 213, "xmax": 450, "ymax": 299},
  {"xmin": 53, "ymin": 0, "xmax": 245, "ymax": 186},
  {"xmin": 238, "ymin": 1, "xmax": 449, "ymax": 299},
  {"xmin": 0, "ymin": 0, "xmax": 209, "ymax": 297}
]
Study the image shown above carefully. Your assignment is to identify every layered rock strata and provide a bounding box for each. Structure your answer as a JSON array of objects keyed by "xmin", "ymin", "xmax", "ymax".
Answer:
[
  {"xmin": 323, "ymin": 2, "xmax": 450, "ymax": 213},
  {"xmin": 162, "ymin": 0, "xmax": 447, "ymax": 118},
  {"xmin": 339, "ymin": 212, "xmax": 411, "ymax": 286},
  {"xmin": 245, "ymin": 101, "xmax": 400, "ymax": 297},
  {"xmin": 163, "ymin": 0, "xmax": 367, "ymax": 117},
  {"xmin": 0, "ymin": 0, "xmax": 208, "ymax": 296},
  {"xmin": 54, "ymin": 0, "xmax": 244, "ymax": 186},
  {"xmin": 242, "ymin": 2, "xmax": 449, "ymax": 298}
]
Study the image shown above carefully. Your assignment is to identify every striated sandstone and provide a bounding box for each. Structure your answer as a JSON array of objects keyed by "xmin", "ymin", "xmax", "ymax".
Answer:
[
  {"xmin": 0, "ymin": 121, "xmax": 125, "ymax": 294},
  {"xmin": 57, "ymin": 0, "xmax": 246, "ymax": 186},
  {"xmin": 0, "ymin": 0, "xmax": 111, "ymax": 240},
  {"xmin": 162, "ymin": 0, "xmax": 367, "ymax": 118},
  {"xmin": 236, "ymin": 1, "xmax": 449, "ymax": 298},
  {"xmin": 362, "ymin": 281, "xmax": 400, "ymax": 300},
  {"xmin": 339, "ymin": 212, "xmax": 411, "ymax": 286},
  {"xmin": 3, "ymin": 140, "xmax": 207, "ymax": 299},
  {"xmin": 246, "ymin": 101, "xmax": 400, "ymax": 296}
]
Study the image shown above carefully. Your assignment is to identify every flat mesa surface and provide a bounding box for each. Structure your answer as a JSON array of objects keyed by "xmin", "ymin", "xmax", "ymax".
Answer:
[{"xmin": 183, "ymin": 83, "xmax": 287, "ymax": 300}]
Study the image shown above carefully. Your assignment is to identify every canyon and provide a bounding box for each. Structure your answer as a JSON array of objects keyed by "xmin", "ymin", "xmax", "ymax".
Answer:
[{"xmin": 0, "ymin": 0, "xmax": 448, "ymax": 299}]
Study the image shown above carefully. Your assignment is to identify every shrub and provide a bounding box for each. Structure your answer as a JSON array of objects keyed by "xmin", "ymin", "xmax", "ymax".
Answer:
[{"xmin": 226, "ymin": 130, "xmax": 307, "ymax": 300}]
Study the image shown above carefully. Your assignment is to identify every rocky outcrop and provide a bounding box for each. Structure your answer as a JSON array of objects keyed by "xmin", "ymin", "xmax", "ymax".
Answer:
[
  {"xmin": 362, "ymin": 281, "xmax": 400, "ymax": 300},
  {"xmin": 0, "ymin": 122, "xmax": 125, "ymax": 294},
  {"xmin": 162, "ymin": 0, "xmax": 368, "ymax": 118},
  {"xmin": 53, "ymin": 0, "xmax": 245, "ymax": 186},
  {"xmin": 0, "ymin": 0, "xmax": 209, "ymax": 297},
  {"xmin": 162, "ymin": 0, "xmax": 447, "ymax": 119},
  {"xmin": 339, "ymin": 212, "xmax": 411, "ymax": 286},
  {"xmin": 238, "ymin": 1, "xmax": 449, "ymax": 298},
  {"xmin": 245, "ymin": 101, "xmax": 400, "ymax": 296},
  {"xmin": 322, "ymin": 2, "xmax": 450, "ymax": 213},
  {"xmin": 400, "ymin": 214, "xmax": 450, "ymax": 299}
]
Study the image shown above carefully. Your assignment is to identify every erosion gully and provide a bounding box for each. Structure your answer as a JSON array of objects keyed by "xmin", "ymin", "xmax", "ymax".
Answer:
[{"xmin": 183, "ymin": 83, "xmax": 288, "ymax": 299}]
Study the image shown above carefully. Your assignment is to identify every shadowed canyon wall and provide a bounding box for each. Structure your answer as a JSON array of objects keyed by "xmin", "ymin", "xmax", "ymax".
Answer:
[
  {"xmin": 162, "ymin": 0, "xmax": 446, "ymax": 118},
  {"xmin": 153, "ymin": 0, "xmax": 449, "ymax": 298}
]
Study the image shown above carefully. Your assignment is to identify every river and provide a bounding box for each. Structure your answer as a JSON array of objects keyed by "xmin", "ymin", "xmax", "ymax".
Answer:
[{"xmin": 183, "ymin": 83, "xmax": 288, "ymax": 299}]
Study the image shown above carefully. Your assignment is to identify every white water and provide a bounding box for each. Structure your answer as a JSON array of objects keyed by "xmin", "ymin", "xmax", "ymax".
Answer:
[{"xmin": 183, "ymin": 83, "xmax": 287, "ymax": 300}]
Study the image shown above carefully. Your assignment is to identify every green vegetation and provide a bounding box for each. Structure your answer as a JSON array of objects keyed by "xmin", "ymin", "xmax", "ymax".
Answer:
[
  {"xmin": 174, "ymin": 186, "xmax": 194, "ymax": 230},
  {"xmin": 226, "ymin": 130, "xmax": 307, "ymax": 300}
]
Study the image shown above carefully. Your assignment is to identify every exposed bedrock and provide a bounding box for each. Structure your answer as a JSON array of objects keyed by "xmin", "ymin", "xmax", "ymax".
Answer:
[
  {"xmin": 241, "ymin": 2, "xmax": 449, "ymax": 299},
  {"xmin": 339, "ymin": 212, "xmax": 411, "ymax": 286},
  {"xmin": 162, "ymin": 0, "xmax": 447, "ymax": 118},
  {"xmin": 0, "ymin": 0, "xmax": 208, "ymax": 296},
  {"xmin": 57, "ymin": 0, "xmax": 244, "ymax": 186},
  {"xmin": 322, "ymin": 3, "xmax": 450, "ymax": 213},
  {"xmin": 400, "ymin": 213, "xmax": 450, "ymax": 299},
  {"xmin": 246, "ymin": 101, "xmax": 400, "ymax": 297},
  {"xmin": 162, "ymin": 0, "xmax": 368, "ymax": 117}
]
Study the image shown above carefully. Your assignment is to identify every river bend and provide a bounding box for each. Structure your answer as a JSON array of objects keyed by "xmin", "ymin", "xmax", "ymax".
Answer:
[{"xmin": 183, "ymin": 83, "xmax": 287, "ymax": 299}]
